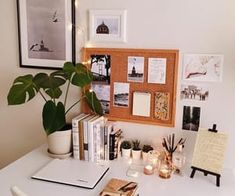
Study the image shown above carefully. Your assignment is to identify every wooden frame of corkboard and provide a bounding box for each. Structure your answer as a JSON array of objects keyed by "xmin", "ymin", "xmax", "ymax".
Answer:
[{"xmin": 82, "ymin": 47, "xmax": 179, "ymax": 127}]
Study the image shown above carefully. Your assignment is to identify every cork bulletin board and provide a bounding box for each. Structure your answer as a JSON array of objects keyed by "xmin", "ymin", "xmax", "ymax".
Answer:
[{"xmin": 82, "ymin": 48, "xmax": 179, "ymax": 127}]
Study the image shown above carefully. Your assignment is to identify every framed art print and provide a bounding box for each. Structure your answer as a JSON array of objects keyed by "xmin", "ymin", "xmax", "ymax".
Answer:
[
  {"xmin": 89, "ymin": 10, "xmax": 127, "ymax": 43},
  {"xmin": 16, "ymin": 0, "xmax": 75, "ymax": 69}
]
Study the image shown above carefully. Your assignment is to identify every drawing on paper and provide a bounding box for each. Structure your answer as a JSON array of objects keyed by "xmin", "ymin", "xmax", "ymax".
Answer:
[{"xmin": 183, "ymin": 54, "xmax": 223, "ymax": 82}]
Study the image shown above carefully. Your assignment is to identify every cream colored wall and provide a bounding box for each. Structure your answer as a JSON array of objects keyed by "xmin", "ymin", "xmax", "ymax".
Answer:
[{"xmin": 0, "ymin": 0, "xmax": 235, "ymax": 170}]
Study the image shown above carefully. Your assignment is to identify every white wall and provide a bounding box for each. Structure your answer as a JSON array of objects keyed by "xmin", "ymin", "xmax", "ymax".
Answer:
[
  {"xmin": 0, "ymin": 0, "xmax": 235, "ymax": 170},
  {"xmin": 77, "ymin": 0, "xmax": 235, "ymax": 169}
]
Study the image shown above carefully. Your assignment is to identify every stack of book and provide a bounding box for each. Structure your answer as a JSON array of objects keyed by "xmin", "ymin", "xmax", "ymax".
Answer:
[
  {"xmin": 100, "ymin": 178, "xmax": 138, "ymax": 196},
  {"xmin": 72, "ymin": 113, "xmax": 122, "ymax": 162}
]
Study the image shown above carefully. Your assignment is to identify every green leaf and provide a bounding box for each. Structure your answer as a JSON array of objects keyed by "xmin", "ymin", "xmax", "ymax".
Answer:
[
  {"xmin": 34, "ymin": 72, "xmax": 66, "ymax": 99},
  {"xmin": 42, "ymin": 101, "xmax": 66, "ymax": 135},
  {"xmin": 7, "ymin": 75, "xmax": 39, "ymax": 105},
  {"xmin": 85, "ymin": 91, "xmax": 103, "ymax": 115},
  {"xmin": 63, "ymin": 62, "xmax": 93, "ymax": 87}
]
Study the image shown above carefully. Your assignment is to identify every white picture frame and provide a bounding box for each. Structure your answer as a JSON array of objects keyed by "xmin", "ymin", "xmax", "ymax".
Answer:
[{"xmin": 89, "ymin": 10, "xmax": 127, "ymax": 43}]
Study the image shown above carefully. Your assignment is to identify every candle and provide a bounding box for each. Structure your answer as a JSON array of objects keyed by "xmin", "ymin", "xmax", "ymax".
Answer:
[
  {"xmin": 159, "ymin": 168, "xmax": 171, "ymax": 179},
  {"xmin": 144, "ymin": 165, "xmax": 154, "ymax": 175}
]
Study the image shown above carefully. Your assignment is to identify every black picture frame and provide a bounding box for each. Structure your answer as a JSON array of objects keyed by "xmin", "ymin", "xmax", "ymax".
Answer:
[{"xmin": 16, "ymin": 0, "xmax": 75, "ymax": 69}]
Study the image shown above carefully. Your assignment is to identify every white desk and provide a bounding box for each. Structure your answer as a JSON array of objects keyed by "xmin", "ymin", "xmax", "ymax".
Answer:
[{"xmin": 0, "ymin": 145, "xmax": 235, "ymax": 196}]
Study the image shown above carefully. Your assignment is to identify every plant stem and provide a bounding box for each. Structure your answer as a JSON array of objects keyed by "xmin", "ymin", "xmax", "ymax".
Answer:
[
  {"xmin": 64, "ymin": 80, "xmax": 71, "ymax": 108},
  {"xmin": 38, "ymin": 90, "xmax": 47, "ymax": 102},
  {"xmin": 65, "ymin": 95, "xmax": 85, "ymax": 115}
]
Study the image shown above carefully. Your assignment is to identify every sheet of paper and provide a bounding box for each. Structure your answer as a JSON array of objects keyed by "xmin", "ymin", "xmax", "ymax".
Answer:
[
  {"xmin": 191, "ymin": 128, "xmax": 228, "ymax": 174},
  {"xmin": 148, "ymin": 58, "xmax": 167, "ymax": 84},
  {"xmin": 132, "ymin": 92, "xmax": 151, "ymax": 117}
]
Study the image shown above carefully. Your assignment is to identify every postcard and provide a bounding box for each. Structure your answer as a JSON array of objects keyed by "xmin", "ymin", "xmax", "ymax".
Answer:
[
  {"xmin": 127, "ymin": 56, "xmax": 144, "ymax": 82},
  {"xmin": 113, "ymin": 82, "xmax": 130, "ymax": 107}
]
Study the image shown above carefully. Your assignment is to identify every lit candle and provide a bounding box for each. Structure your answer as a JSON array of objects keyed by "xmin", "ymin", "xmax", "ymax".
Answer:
[
  {"xmin": 159, "ymin": 168, "xmax": 171, "ymax": 179},
  {"xmin": 144, "ymin": 165, "xmax": 154, "ymax": 175}
]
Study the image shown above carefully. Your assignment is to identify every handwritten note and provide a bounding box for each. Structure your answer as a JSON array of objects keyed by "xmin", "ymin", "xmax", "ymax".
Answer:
[{"xmin": 191, "ymin": 128, "xmax": 228, "ymax": 174}]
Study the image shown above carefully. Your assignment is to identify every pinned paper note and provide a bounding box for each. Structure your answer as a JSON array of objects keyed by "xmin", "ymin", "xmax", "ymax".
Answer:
[{"xmin": 132, "ymin": 92, "xmax": 151, "ymax": 117}]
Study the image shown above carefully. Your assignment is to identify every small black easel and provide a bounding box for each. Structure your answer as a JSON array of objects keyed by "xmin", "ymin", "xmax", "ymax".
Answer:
[{"xmin": 190, "ymin": 124, "xmax": 221, "ymax": 187}]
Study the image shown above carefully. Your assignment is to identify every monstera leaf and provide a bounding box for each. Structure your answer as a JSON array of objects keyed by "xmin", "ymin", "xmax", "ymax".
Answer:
[
  {"xmin": 34, "ymin": 72, "xmax": 66, "ymax": 99},
  {"xmin": 42, "ymin": 101, "xmax": 66, "ymax": 135},
  {"xmin": 63, "ymin": 62, "xmax": 93, "ymax": 87},
  {"xmin": 85, "ymin": 90, "xmax": 103, "ymax": 115},
  {"xmin": 7, "ymin": 74, "xmax": 39, "ymax": 105}
]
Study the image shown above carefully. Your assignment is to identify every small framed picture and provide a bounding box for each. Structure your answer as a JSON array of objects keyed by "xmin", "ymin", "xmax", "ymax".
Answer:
[
  {"xmin": 89, "ymin": 10, "xmax": 127, "ymax": 43},
  {"xmin": 16, "ymin": 0, "xmax": 75, "ymax": 69}
]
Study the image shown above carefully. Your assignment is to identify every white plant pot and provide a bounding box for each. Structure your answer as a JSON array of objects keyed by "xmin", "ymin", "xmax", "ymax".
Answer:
[
  {"xmin": 47, "ymin": 129, "xmax": 72, "ymax": 155},
  {"xmin": 122, "ymin": 148, "xmax": 131, "ymax": 158},
  {"xmin": 142, "ymin": 152, "xmax": 149, "ymax": 162},
  {"xmin": 132, "ymin": 150, "xmax": 141, "ymax": 160}
]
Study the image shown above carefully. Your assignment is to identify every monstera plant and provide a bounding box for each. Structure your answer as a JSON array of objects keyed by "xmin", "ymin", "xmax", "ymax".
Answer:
[{"xmin": 7, "ymin": 62, "xmax": 103, "ymax": 136}]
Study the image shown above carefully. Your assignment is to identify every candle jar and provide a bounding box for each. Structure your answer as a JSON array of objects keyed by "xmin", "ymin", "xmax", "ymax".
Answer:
[
  {"xmin": 158, "ymin": 159, "xmax": 173, "ymax": 179},
  {"xmin": 143, "ymin": 164, "xmax": 154, "ymax": 175},
  {"xmin": 147, "ymin": 150, "xmax": 160, "ymax": 169}
]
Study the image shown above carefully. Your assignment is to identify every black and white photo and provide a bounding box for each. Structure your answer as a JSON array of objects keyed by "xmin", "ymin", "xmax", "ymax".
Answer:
[
  {"xmin": 180, "ymin": 84, "xmax": 209, "ymax": 101},
  {"xmin": 92, "ymin": 84, "xmax": 110, "ymax": 114},
  {"xmin": 127, "ymin": 56, "xmax": 144, "ymax": 82},
  {"xmin": 182, "ymin": 106, "xmax": 201, "ymax": 131},
  {"xmin": 91, "ymin": 55, "xmax": 111, "ymax": 84},
  {"xmin": 17, "ymin": 0, "xmax": 75, "ymax": 69},
  {"xmin": 113, "ymin": 82, "xmax": 130, "ymax": 107}
]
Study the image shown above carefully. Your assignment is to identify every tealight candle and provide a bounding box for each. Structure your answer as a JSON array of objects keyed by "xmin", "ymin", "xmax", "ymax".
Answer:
[
  {"xmin": 144, "ymin": 165, "xmax": 154, "ymax": 175},
  {"xmin": 159, "ymin": 168, "xmax": 171, "ymax": 179}
]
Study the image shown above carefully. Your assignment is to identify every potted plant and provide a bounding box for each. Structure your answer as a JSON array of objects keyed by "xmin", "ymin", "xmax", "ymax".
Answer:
[
  {"xmin": 121, "ymin": 140, "xmax": 132, "ymax": 159},
  {"xmin": 132, "ymin": 139, "xmax": 141, "ymax": 160},
  {"xmin": 142, "ymin": 144, "xmax": 154, "ymax": 162},
  {"xmin": 7, "ymin": 62, "xmax": 103, "ymax": 155}
]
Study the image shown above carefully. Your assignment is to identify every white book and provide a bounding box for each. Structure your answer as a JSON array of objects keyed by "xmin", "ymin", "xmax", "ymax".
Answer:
[
  {"xmin": 88, "ymin": 116, "xmax": 106, "ymax": 162},
  {"xmin": 72, "ymin": 113, "xmax": 89, "ymax": 159},
  {"xmin": 82, "ymin": 115, "xmax": 97, "ymax": 161},
  {"xmin": 132, "ymin": 91, "xmax": 151, "ymax": 117}
]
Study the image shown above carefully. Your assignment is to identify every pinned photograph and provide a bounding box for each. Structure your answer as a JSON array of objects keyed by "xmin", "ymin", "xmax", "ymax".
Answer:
[
  {"xmin": 180, "ymin": 84, "xmax": 209, "ymax": 101},
  {"xmin": 183, "ymin": 54, "xmax": 223, "ymax": 82},
  {"xmin": 92, "ymin": 84, "xmax": 110, "ymax": 114},
  {"xmin": 91, "ymin": 55, "xmax": 111, "ymax": 84},
  {"xmin": 113, "ymin": 82, "xmax": 130, "ymax": 107},
  {"xmin": 127, "ymin": 56, "xmax": 144, "ymax": 82},
  {"xmin": 182, "ymin": 106, "xmax": 201, "ymax": 131}
]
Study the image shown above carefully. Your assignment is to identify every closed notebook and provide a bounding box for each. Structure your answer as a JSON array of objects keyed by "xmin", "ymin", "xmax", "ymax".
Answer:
[
  {"xmin": 100, "ymin": 178, "xmax": 138, "ymax": 196},
  {"xmin": 32, "ymin": 158, "xmax": 109, "ymax": 189}
]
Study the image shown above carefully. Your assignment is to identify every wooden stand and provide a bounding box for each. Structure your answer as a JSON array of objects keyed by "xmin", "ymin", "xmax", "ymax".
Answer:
[
  {"xmin": 190, "ymin": 166, "xmax": 221, "ymax": 187},
  {"xmin": 190, "ymin": 124, "xmax": 221, "ymax": 187}
]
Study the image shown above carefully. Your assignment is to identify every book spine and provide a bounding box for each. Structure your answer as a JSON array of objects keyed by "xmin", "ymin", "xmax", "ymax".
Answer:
[
  {"xmin": 79, "ymin": 121, "xmax": 85, "ymax": 160},
  {"xmin": 83, "ymin": 120, "xmax": 89, "ymax": 161},
  {"xmin": 72, "ymin": 118, "xmax": 80, "ymax": 159},
  {"xmin": 109, "ymin": 133, "xmax": 115, "ymax": 160}
]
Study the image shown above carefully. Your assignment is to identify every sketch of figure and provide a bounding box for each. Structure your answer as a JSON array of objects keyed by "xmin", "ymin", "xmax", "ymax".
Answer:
[{"xmin": 26, "ymin": 0, "xmax": 66, "ymax": 60}]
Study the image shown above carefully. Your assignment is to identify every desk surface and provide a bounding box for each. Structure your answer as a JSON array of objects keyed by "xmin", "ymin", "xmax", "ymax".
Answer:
[{"xmin": 0, "ymin": 145, "xmax": 235, "ymax": 196}]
